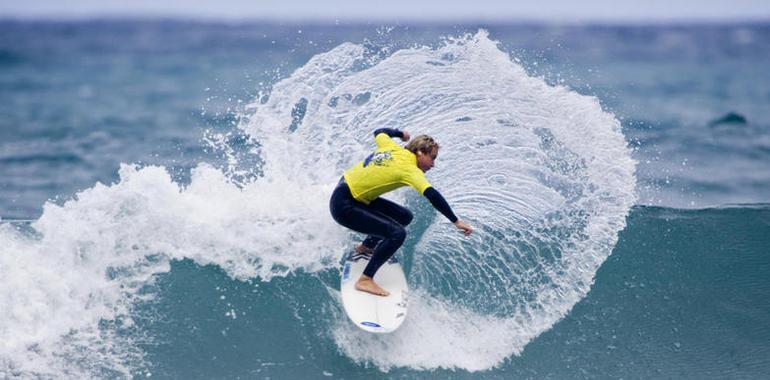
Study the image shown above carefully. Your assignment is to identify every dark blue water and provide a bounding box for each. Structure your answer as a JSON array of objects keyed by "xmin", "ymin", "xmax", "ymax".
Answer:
[
  {"xmin": 1, "ymin": 20, "xmax": 769, "ymax": 379},
  {"xmin": 2, "ymin": 21, "xmax": 769, "ymax": 218}
]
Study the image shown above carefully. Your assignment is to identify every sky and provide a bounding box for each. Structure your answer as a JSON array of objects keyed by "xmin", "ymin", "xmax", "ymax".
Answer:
[{"xmin": 1, "ymin": 0, "xmax": 770, "ymax": 23}]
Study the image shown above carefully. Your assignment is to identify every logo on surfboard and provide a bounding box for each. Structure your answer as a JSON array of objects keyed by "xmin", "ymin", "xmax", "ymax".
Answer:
[{"xmin": 342, "ymin": 263, "xmax": 351, "ymax": 281}]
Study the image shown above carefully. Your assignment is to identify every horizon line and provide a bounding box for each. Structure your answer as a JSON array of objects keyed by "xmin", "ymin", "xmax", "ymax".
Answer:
[{"xmin": 2, "ymin": 14, "xmax": 770, "ymax": 27}]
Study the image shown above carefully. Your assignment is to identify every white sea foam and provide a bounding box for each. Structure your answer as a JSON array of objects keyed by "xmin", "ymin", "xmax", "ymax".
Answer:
[
  {"xmin": 332, "ymin": 290, "xmax": 536, "ymax": 371},
  {"xmin": 239, "ymin": 30, "xmax": 635, "ymax": 371},
  {"xmin": 0, "ymin": 163, "xmax": 347, "ymax": 378},
  {"xmin": 0, "ymin": 29, "xmax": 635, "ymax": 376}
]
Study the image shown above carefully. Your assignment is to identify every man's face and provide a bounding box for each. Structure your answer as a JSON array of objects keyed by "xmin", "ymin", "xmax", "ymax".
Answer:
[{"xmin": 417, "ymin": 147, "xmax": 438, "ymax": 172}]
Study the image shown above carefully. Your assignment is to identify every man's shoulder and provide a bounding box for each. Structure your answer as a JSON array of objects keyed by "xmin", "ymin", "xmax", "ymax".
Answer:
[{"xmin": 375, "ymin": 133, "xmax": 403, "ymax": 149}]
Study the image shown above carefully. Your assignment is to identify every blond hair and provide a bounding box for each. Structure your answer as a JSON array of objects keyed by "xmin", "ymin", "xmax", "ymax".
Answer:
[{"xmin": 405, "ymin": 135, "xmax": 439, "ymax": 155}]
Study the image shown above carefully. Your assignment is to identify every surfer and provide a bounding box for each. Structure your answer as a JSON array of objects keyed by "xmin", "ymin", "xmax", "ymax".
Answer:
[{"xmin": 330, "ymin": 128, "xmax": 473, "ymax": 296}]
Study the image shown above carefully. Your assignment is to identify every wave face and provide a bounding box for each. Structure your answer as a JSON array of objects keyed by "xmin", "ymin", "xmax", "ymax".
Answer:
[
  {"xmin": 7, "ymin": 203, "xmax": 769, "ymax": 379},
  {"xmin": 0, "ymin": 30, "xmax": 635, "ymax": 377}
]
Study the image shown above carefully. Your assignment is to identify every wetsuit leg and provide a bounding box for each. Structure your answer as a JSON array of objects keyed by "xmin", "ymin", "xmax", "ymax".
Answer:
[
  {"xmin": 330, "ymin": 183, "xmax": 407, "ymax": 278},
  {"xmin": 361, "ymin": 197, "xmax": 413, "ymax": 250}
]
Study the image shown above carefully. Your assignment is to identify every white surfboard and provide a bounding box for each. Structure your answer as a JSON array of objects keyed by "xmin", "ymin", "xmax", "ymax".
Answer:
[{"xmin": 340, "ymin": 251, "xmax": 408, "ymax": 333}]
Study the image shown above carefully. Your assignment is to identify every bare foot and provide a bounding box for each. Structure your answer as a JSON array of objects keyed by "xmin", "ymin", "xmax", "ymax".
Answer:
[
  {"xmin": 355, "ymin": 276, "xmax": 390, "ymax": 297},
  {"xmin": 355, "ymin": 244, "xmax": 374, "ymax": 255}
]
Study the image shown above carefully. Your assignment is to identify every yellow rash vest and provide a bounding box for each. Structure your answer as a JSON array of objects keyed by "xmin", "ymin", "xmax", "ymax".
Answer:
[{"xmin": 343, "ymin": 133, "xmax": 431, "ymax": 204}]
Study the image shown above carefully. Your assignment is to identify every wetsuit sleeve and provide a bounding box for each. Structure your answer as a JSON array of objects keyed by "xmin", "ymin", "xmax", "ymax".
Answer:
[
  {"xmin": 423, "ymin": 187, "xmax": 459, "ymax": 223},
  {"xmin": 373, "ymin": 128, "xmax": 404, "ymax": 139}
]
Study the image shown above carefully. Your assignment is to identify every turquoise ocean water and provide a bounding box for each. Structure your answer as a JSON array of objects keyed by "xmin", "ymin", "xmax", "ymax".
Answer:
[{"xmin": 1, "ymin": 21, "xmax": 769, "ymax": 379}]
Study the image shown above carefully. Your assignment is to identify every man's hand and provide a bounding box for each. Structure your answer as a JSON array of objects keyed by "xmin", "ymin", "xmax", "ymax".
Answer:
[
  {"xmin": 401, "ymin": 131, "xmax": 411, "ymax": 142},
  {"xmin": 454, "ymin": 220, "xmax": 473, "ymax": 236}
]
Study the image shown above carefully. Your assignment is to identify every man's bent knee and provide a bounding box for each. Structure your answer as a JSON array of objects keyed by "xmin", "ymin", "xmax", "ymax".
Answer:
[
  {"xmin": 391, "ymin": 226, "xmax": 407, "ymax": 244},
  {"xmin": 402, "ymin": 210, "xmax": 414, "ymax": 226}
]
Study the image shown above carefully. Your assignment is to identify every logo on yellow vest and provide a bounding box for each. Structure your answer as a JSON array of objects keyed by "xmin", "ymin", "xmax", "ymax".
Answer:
[{"xmin": 363, "ymin": 151, "xmax": 393, "ymax": 167}]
